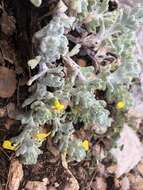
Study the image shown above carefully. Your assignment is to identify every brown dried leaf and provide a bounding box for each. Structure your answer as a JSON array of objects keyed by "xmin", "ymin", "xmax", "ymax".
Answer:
[
  {"xmin": 76, "ymin": 167, "xmax": 86, "ymax": 180},
  {"xmin": 0, "ymin": 67, "xmax": 16, "ymax": 98},
  {"xmin": 47, "ymin": 139, "xmax": 60, "ymax": 157},
  {"xmin": 0, "ymin": 11, "xmax": 16, "ymax": 35},
  {"xmin": 0, "ymin": 107, "xmax": 7, "ymax": 117},
  {"xmin": 0, "ymin": 40, "xmax": 16, "ymax": 65},
  {"xmin": 18, "ymin": 76, "xmax": 28, "ymax": 86},
  {"xmin": 78, "ymin": 59, "xmax": 87, "ymax": 67},
  {"xmin": 0, "ymin": 50, "xmax": 5, "ymax": 65},
  {"xmin": 31, "ymin": 161, "xmax": 44, "ymax": 173},
  {"xmin": 6, "ymin": 159, "xmax": 23, "ymax": 190},
  {"xmin": 4, "ymin": 118, "xmax": 15, "ymax": 130}
]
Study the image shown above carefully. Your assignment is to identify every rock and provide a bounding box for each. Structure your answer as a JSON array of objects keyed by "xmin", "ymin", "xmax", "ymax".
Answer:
[
  {"xmin": 54, "ymin": 182, "xmax": 59, "ymax": 188},
  {"xmin": 25, "ymin": 180, "xmax": 48, "ymax": 190},
  {"xmin": 4, "ymin": 118, "xmax": 15, "ymax": 130},
  {"xmin": 128, "ymin": 174, "xmax": 143, "ymax": 190},
  {"xmin": 107, "ymin": 165, "xmax": 117, "ymax": 174},
  {"xmin": 121, "ymin": 176, "xmax": 130, "ymax": 190},
  {"xmin": 111, "ymin": 124, "xmax": 143, "ymax": 177},
  {"xmin": 64, "ymin": 176, "xmax": 79, "ymax": 190},
  {"xmin": 91, "ymin": 177, "xmax": 107, "ymax": 190},
  {"xmin": 7, "ymin": 159, "xmax": 23, "ymax": 190},
  {"xmin": 114, "ymin": 177, "xmax": 121, "ymax": 189},
  {"xmin": 137, "ymin": 161, "xmax": 143, "ymax": 176},
  {"xmin": 47, "ymin": 186, "xmax": 57, "ymax": 190}
]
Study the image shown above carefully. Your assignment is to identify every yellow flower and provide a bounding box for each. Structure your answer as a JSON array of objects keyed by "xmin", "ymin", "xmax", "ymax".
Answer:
[
  {"xmin": 82, "ymin": 140, "xmax": 89, "ymax": 151},
  {"xmin": 34, "ymin": 132, "xmax": 51, "ymax": 140},
  {"xmin": 52, "ymin": 99, "xmax": 64, "ymax": 111},
  {"xmin": 116, "ymin": 101, "xmax": 125, "ymax": 109},
  {"xmin": 2, "ymin": 140, "xmax": 17, "ymax": 151}
]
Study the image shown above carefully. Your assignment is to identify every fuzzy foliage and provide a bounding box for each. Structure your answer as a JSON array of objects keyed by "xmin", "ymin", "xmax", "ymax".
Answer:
[{"xmin": 6, "ymin": 0, "xmax": 143, "ymax": 164}]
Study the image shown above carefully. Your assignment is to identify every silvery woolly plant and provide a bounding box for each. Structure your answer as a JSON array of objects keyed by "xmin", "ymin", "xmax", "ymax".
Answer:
[
  {"xmin": 30, "ymin": 0, "xmax": 42, "ymax": 7},
  {"xmin": 4, "ymin": 0, "xmax": 143, "ymax": 164}
]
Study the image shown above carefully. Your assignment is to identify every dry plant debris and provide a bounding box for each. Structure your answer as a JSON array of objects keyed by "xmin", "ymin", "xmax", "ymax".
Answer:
[{"xmin": 0, "ymin": 67, "xmax": 16, "ymax": 98}]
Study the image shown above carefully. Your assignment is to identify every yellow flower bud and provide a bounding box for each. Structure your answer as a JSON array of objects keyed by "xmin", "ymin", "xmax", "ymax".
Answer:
[
  {"xmin": 34, "ymin": 132, "xmax": 51, "ymax": 140},
  {"xmin": 82, "ymin": 140, "xmax": 89, "ymax": 151},
  {"xmin": 116, "ymin": 101, "xmax": 125, "ymax": 109},
  {"xmin": 52, "ymin": 99, "xmax": 64, "ymax": 111},
  {"xmin": 2, "ymin": 140, "xmax": 17, "ymax": 151}
]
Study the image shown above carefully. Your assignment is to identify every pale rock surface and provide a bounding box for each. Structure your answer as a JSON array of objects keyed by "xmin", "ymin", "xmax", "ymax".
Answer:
[{"xmin": 111, "ymin": 124, "xmax": 143, "ymax": 177}]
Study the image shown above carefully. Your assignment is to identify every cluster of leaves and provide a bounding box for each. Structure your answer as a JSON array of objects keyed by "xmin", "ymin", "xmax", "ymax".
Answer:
[{"xmin": 3, "ymin": 0, "xmax": 143, "ymax": 165}]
